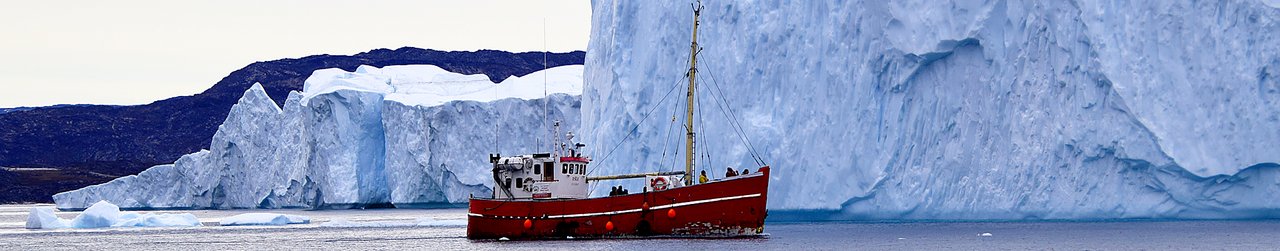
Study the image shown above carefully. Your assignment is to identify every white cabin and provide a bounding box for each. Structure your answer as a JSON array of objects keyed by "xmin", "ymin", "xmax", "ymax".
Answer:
[{"xmin": 490, "ymin": 153, "xmax": 590, "ymax": 200}]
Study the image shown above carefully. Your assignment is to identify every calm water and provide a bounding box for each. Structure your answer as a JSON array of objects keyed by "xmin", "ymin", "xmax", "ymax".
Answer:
[{"xmin": 2, "ymin": 204, "xmax": 1280, "ymax": 250}]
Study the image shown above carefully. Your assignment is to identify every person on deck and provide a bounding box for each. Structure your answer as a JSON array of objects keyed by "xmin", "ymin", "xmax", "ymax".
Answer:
[
  {"xmin": 699, "ymin": 170, "xmax": 709, "ymax": 184},
  {"xmin": 726, "ymin": 167, "xmax": 737, "ymax": 177},
  {"xmin": 742, "ymin": 169, "xmax": 750, "ymax": 175}
]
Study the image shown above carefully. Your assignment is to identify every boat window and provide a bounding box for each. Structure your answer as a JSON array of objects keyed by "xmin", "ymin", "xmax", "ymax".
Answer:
[
  {"xmin": 516, "ymin": 177, "xmax": 523, "ymax": 188},
  {"xmin": 562, "ymin": 164, "xmax": 568, "ymax": 174},
  {"xmin": 505, "ymin": 178, "xmax": 512, "ymax": 188},
  {"xmin": 534, "ymin": 164, "xmax": 541, "ymax": 174},
  {"xmin": 579, "ymin": 165, "xmax": 585, "ymax": 174}
]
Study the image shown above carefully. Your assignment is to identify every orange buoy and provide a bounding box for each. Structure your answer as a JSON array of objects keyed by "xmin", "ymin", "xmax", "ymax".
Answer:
[
  {"xmin": 642, "ymin": 202, "xmax": 649, "ymax": 211},
  {"xmin": 605, "ymin": 221, "xmax": 615, "ymax": 231},
  {"xmin": 667, "ymin": 208, "xmax": 676, "ymax": 218},
  {"xmin": 523, "ymin": 219, "xmax": 532, "ymax": 229}
]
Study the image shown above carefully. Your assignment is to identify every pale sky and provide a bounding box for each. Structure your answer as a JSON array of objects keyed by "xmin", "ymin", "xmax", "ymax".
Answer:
[{"xmin": 0, "ymin": 0, "xmax": 591, "ymax": 108}]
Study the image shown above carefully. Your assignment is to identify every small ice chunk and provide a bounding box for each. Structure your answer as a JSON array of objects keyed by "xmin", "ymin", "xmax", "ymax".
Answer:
[
  {"xmin": 284, "ymin": 214, "xmax": 311, "ymax": 224},
  {"xmin": 114, "ymin": 213, "xmax": 201, "ymax": 227},
  {"xmin": 71, "ymin": 200, "xmax": 121, "ymax": 228},
  {"xmin": 219, "ymin": 213, "xmax": 310, "ymax": 226},
  {"xmin": 320, "ymin": 218, "xmax": 378, "ymax": 228},
  {"xmin": 499, "ymin": 237, "xmax": 510, "ymax": 241},
  {"xmin": 25, "ymin": 207, "xmax": 70, "ymax": 229},
  {"xmin": 979, "ymin": 232, "xmax": 993, "ymax": 237}
]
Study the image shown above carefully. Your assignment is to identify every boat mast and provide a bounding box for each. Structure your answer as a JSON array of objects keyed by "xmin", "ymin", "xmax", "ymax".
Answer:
[{"xmin": 684, "ymin": 0, "xmax": 702, "ymax": 186}]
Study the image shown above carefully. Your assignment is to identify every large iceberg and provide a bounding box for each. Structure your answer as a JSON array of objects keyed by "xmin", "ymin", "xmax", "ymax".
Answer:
[
  {"xmin": 54, "ymin": 65, "xmax": 583, "ymax": 210},
  {"xmin": 582, "ymin": 0, "xmax": 1280, "ymax": 219}
]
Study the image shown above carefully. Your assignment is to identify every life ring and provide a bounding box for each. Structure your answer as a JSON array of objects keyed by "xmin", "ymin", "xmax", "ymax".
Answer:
[{"xmin": 650, "ymin": 176, "xmax": 670, "ymax": 191}]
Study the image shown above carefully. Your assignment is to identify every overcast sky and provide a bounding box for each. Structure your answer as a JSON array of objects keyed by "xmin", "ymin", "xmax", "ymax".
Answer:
[{"xmin": 0, "ymin": 0, "xmax": 591, "ymax": 108}]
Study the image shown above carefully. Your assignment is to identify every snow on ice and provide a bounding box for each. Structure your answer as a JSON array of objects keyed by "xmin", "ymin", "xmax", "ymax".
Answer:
[{"xmin": 53, "ymin": 65, "xmax": 583, "ymax": 210}]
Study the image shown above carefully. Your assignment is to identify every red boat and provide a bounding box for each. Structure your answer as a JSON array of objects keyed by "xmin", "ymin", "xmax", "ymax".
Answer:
[
  {"xmin": 468, "ymin": 0, "xmax": 770, "ymax": 240},
  {"xmin": 467, "ymin": 160, "xmax": 770, "ymax": 240}
]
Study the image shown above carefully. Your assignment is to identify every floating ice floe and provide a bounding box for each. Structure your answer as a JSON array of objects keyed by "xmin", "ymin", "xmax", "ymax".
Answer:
[
  {"xmin": 218, "ymin": 213, "xmax": 311, "ymax": 226},
  {"xmin": 26, "ymin": 200, "xmax": 200, "ymax": 229}
]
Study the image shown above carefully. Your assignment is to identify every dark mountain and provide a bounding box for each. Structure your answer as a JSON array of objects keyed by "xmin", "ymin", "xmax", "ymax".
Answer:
[{"xmin": 0, "ymin": 47, "xmax": 585, "ymax": 203}]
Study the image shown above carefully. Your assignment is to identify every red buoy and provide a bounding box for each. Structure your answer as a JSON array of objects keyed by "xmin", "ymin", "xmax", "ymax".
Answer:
[
  {"xmin": 605, "ymin": 221, "xmax": 615, "ymax": 231},
  {"xmin": 523, "ymin": 219, "xmax": 532, "ymax": 229},
  {"xmin": 642, "ymin": 202, "xmax": 650, "ymax": 211},
  {"xmin": 667, "ymin": 208, "xmax": 677, "ymax": 218}
]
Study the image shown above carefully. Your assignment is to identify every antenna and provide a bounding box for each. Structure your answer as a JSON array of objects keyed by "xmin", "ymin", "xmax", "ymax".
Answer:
[
  {"xmin": 541, "ymin": 18, "xmax": 550, "ymax": 153},
  {"xmin": 494, "ymin": 66, "xmax": 500, "ymax": 154}
]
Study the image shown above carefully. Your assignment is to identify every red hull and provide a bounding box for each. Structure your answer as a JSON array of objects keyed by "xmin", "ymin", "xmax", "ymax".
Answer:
[{"xmin": 468, "ymin": 167, "xmax": 770, "ymax": 240}]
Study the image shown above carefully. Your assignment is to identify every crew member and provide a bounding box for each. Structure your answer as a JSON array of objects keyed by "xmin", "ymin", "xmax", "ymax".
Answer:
[{"xmin": 699, "ymin": 170, "xmax": 709, "ymax": 184}]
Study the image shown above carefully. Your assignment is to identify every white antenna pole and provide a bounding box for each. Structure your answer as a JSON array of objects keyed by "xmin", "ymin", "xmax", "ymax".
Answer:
[
  {"xmin": 495, "ymin": 68, "xmax": 500, "ymax": 154},
  {"xmin": 542, "ymin": 18, "xmax": 550, "ymax": 153}
]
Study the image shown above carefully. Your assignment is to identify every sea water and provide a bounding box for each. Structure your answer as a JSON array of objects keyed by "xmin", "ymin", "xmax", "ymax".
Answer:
[{"xmin": 2, "ymin": 204, "xmax": 1279, "ymax": 250}]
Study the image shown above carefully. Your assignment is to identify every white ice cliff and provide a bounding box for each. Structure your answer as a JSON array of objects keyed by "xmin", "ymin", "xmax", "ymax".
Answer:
[
  {"xmin": 582, "ymin": 0, "xmax": 1280, "ymax": 219},
  {"xmin": 54, "ymin": 65, "xmax": 583, "ymax": 210}
]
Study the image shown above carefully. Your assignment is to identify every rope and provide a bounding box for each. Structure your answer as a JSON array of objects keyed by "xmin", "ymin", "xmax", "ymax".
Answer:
[
  {"xmin": 699, "ymin": 60, "xmax": 767, "ymax": 166},
  {"xmin": 587, "ymin": 74, "xmax": 687, "ymax": 177}
]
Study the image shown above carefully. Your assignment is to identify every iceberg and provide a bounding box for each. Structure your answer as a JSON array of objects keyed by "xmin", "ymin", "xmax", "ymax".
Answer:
[
  {"xmin": 113, "ymin": 212, "xmax": 202, "ymax": 228},
  {"xmin": 71, "ymin": 200, "xmax": 122, "ymax": 228},
  {"xmin": 25, "ymin": 207, "xmax": 70, "ymax": 229},
  {"xmin": 26, "ymin": 200, "xmax": 200, "ymax": 229},
  {"xmin": 54, "ymin": 65, "xmax": 584, "ymax": 210},
  {"xmin": 218, "ymin": 213, "xmax": 310, "ymax": 226},
  {"xmin": 53, "ymin": 84, "xmax": 313, "ymax": 210},
  {"xmin": 582, "ymin": 0, "xmax": 1280, "ymax": 219}
]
